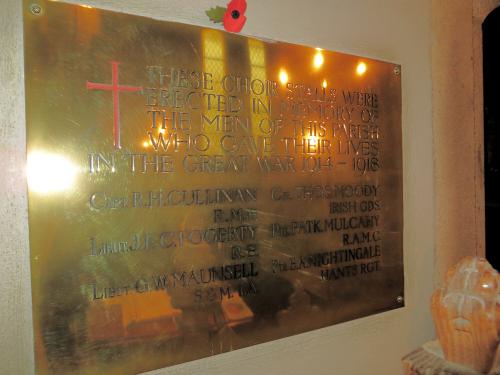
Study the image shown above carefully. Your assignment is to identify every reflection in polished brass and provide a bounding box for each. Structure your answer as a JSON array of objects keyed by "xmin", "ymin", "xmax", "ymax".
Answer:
[{"xmin": 24, "ymin": 1, "xmax": 403, "ymax": 374}]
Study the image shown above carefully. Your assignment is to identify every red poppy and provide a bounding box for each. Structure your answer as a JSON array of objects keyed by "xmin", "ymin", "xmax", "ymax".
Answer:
[{"xmin": 223, "ymin": 0, "xmax": 247, "ymax": 32}]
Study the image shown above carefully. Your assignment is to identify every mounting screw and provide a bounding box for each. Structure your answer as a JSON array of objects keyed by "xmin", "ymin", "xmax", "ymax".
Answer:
[
  {"xmin": 396, "ymin": 295, "xmax": 404, "ymax": 304},
  {"xmin": 30, "ymin": 4, "xmax": 42, "ymax": 15},
  {"xmin": 394, "ymin": 66, "xmax": 401, "ymax": 75}
]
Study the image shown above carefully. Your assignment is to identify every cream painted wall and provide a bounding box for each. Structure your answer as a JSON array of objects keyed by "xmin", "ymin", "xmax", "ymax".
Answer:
[
  {"xmin": 432, "ymin": 0, "xmax": 500, "ymax": 281},
  {"xmin": 0, "ymin": 1, "xmax": 436, "ymax": 374}
]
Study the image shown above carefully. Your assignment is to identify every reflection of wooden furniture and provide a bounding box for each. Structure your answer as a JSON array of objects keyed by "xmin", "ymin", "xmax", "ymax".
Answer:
[
  {"xmin": 221, "ymin": 295, "xmax": 253, "ymax": 328},
  {"xmin": 87, "ymin": 291, "xmax": 182, "ymax": 342}
]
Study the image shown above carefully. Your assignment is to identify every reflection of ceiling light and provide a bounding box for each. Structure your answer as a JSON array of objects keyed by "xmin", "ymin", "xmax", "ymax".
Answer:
[
  {"xmin": 313, "ymin": 51, "xmax": 324, "ymax": 69},
  {"xmin": 356, "ymin": 62, "xmax": 367, "ymax": 76},
  {"xmin": 279, "ymin": 69, "xmax": 289, "ymax": 85},
  {"xmin": 322, "ymin": 79, "xmax": 328, "ymax": 88},
  {"xmin": 27, "ymin": 151, "xmax": 77, "ymax": 194},
  {"xmin": 159, "ymin": 128, "xmax": 165, "ymax": 134},
  {"xmin": 143, "ymin": 141, "xmax": 149, "ymax": 148}
]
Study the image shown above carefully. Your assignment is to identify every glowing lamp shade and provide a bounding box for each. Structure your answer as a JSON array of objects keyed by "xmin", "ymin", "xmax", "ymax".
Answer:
[
  {"xmin": 27, "ymin": 151, "xmax": 77, "ymax": 194},
  {"xmin": 313, "ymin": 50, "xmax": 324, "ymax": 69},
  {"xmin": 356, "ymin": 62, "xmax": 367, "ymax": 76},
  {"xmin": 308, "ymin": 135, "xmax": 319, "ymax": 144},
  {"xmin": 279, "ymin": 69, "xmax": 289, "ymax": 85}
]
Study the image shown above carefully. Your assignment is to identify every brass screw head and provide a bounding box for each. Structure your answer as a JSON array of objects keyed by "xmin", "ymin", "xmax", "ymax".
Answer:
[{"xmin": 30, "ymin": 4, "xmax": 42, "ymax": 15}]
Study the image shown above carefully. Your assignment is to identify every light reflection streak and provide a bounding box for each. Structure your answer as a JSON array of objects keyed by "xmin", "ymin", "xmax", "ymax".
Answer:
[{"xmin": 27, "ymin": 151, "xmax": 77, "ymax": 194}]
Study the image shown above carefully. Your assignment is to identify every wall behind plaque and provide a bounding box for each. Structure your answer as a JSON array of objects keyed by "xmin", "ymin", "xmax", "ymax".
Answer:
[{"xmin": 0, "ymin": 0, "xmax": 435, "ymax": 374}]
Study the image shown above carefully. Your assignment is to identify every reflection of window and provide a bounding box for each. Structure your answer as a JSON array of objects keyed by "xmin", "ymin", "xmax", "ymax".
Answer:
[
  {"xmin": 248, "ymin": 39, "xmax": 266, "ymax": 87},
  {"xmin": 202, "ymin": 29, "xmax": 226, "ymax": 151},
  {"xmin": 248, "ymin": 39, "xmax": 268, "ymax": 143},
  {"xmin": 202, "ymin": 29, "xmax": 226, "ymax": 84}
]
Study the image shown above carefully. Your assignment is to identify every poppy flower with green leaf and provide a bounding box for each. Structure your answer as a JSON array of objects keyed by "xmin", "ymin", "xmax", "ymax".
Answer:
[{"xmin": 206, "ymin": 0, "xmax": 247, "ymax": 33}]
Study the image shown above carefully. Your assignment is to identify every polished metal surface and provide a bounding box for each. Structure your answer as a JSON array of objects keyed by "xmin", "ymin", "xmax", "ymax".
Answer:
[{"xmin": 24, "ymin": 1, "xmax": 403, "ymax": 374}]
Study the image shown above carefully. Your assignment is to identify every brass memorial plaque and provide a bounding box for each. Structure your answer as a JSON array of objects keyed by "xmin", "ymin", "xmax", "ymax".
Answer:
[{"xmin": 24, "ymin": 1, "xmax": 403, "ymax": 374}]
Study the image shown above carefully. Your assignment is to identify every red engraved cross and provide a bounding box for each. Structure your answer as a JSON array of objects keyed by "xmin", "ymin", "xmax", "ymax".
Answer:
[{"xmin": 86, "ymin": 61, "xmax": 142, "ymax": 149}]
